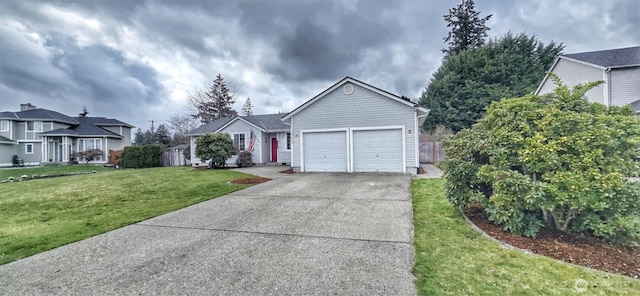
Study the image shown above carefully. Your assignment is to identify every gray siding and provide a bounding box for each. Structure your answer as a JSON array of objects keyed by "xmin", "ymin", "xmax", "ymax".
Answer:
[
  {"xmin": 18, "ymin": 142, "xmax": 42, "ymax": 164},
  {"xmin": 0, "ymin": 144, "xmax": 18, "ymax": 166},
  {"xmin": 610, "ymin": 67, "xmax": 640, "ymax": 107},
  {"xmin": 52, "ymin": 122, "xmax": 71, "ymax": 130},
  {"xmin": 15, "ymin": 122, "xmax": 26, "ymax": 140},
  {"xmin": 277, "ymin": 132, "xmax": 291, "ymax": 163},
  {"xmin": 102, "ymin": 126, "xmax": 132, "ymax": 151},
  {"xmin": 290, "ymin": 83, "xmax": 417, "ymax": 169},
  {"xmin": 538, "ymin": 59, "xmax": 605, "ymax": 105},
  {"xmin": 220, "ymin": 120, "xmax": 262, "ymax": 165}
]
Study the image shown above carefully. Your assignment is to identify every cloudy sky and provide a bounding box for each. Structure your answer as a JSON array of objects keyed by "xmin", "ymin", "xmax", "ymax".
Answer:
[{"xmin": 1, "ymin": 0, "xmax": 638, "ymax": 132}]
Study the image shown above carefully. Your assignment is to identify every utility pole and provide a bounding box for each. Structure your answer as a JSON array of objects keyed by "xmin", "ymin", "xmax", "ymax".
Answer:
[{"xmin": 150, "ymin": 120, "xmax": 155, "ymax": 135}]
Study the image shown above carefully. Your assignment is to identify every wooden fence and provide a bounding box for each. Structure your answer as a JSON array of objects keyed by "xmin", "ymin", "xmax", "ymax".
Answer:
[
  {"xmin": 162, "ymin": 148, "xmax": 190, "ymax": 166},
  {"xmin": 419, "ymin": 142, "xmax": 445, "ymax": 164}
]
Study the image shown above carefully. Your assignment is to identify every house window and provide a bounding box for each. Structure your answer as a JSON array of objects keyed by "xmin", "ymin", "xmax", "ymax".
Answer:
[
  {"xmin": 77, "ymin": 138, "xmax": 103, "ymax": 161},
  {"xmin": 233, "ymin": 133, "xmax": 246, "ymax": 151},
  {"xmin": 0, "ymin": 120, "xmax": 8, "ymax": 131},
  {"xmin": 26, "ymin": 121, "xmax": 43, "ymax": 132},
  {"xmin": 25, "ymin": 143, "xmax": 34, "ymax": 154},
  {"xmin": 286, "ymin": 133, "xmax": 291, "ymax": 150}
]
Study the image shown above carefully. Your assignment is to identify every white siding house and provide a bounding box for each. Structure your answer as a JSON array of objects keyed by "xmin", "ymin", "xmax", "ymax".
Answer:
[
  {"xmin": 536, "ymin": 46, "xmax": 640, "ymax": 110},
  {"xmin": 282, "ymin": 77, "xmax": 429, "ymax": 173},
  {"xmin": 187, "ymin": 114, "xmax": 290, "ymax": 167}
]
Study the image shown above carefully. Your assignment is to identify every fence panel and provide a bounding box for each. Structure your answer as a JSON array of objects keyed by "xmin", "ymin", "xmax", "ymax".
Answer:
[{"xmin": 419, "ymin": 142, "xmax": 445, "ymax": 164}]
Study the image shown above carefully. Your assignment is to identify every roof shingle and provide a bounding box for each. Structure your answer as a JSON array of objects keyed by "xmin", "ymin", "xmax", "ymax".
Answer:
[{"xmin": 563, "ymin": 46, "xmax": 640, "ymax": 68}]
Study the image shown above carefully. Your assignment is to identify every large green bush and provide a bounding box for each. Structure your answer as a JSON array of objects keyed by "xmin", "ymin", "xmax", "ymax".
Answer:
[
  {"xmin": 119, "ymin": 145, "xmax": 162, "ymax": 168},
  {"xmin": 194, "ymin": 133, "xmax": 235, "ymax": 168},
  {"xmin": 441, "ymin": 76, "xmax": 640, "ymax": 244}
]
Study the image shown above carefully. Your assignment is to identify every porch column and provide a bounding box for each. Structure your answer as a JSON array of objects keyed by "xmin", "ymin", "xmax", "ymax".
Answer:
[{"xmin": 42, "ymin": 136, "xmax": 47, "ymax": 163}]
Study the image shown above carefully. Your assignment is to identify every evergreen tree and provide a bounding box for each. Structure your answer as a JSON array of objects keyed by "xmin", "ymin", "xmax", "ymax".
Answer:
[
  {"xmin": 192, "ymin": 74, "xmax": 237, "ymax": 124},
  {"xmin": 154, "ymin": 124, "xmax": 172, "ymax": 145},
  {"xmin": 442, "ymin": 0, "xmax": 492, "ymax": 55},
  {"xmin": 79, "ymin": 106, "xmax": 89, "ymax": 117},
  {"xmin": 134, "ymin": 128, "xmax": 145, "ymax": 145},
  {"xmin": 241, "ymin": 97, "xmax": 254, "ymax": 116},
  {"xmin": 420, "ymin": 33, "xmax": 564, "ymax": 132}
]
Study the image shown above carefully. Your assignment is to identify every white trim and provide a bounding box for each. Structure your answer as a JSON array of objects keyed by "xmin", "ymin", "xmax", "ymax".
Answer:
[
  {"xmin": 535, "ymin": 56, "xmax": 561, "ymax": 95},
  {"xmin": 290, "ymin": 117, "xmax": 294, "ymax": 167},
  {"xmin": 17, "ymin": 140, "xmax": 42, "ymax": 143},
  {"xmin": 218, "ymin": 117, "xmax": 266, "ymax": 134},
  {"xmin": 0, "ymin": 120, "xmax": 9, "ymax": 131},
  {"xmin": 231, "ymin": 132, "xmax": 247, "ymax": 151},
  {"xmin": 349, "ymin": 126, "xmax": 406, "ymax": 173},
  {"xmin": 414, "ymin": 110, "xmax": 420, "ymax": 167},
  {"xmin": 25, "ymin": 143, "xmax": 34, "ymax": 154},
  {"xmin": 300, "ymin": 128, "xmax": 350, "ymax": 172}
]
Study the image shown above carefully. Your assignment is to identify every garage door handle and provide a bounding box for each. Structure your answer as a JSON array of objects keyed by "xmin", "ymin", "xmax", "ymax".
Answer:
[{"xmin": 377, "ymin": 154, "xmax": 379, "ymax": 158}]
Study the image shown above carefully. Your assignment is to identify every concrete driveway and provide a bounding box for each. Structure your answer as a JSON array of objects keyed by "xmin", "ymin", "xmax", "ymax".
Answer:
[{"xmin": 0, "ymin": 172, "xmax": 415, "ymax": 295}]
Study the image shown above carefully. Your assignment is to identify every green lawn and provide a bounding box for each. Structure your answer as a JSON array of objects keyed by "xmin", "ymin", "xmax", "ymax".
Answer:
[
  {"xmin": 0, "ymin": 167, "xmax": 250, "ymax": 265},
  {"xmin": 0, "ymin": 164, "xmax": 111, "ymax": 180},
  {"xmin": 412, "ymin": 178, "xmax": 639, "ymax": 296}
]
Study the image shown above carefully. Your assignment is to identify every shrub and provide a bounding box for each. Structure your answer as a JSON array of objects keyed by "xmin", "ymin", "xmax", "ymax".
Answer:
[
  {"xmin": 119, "ymin": 145, "xmax": 162, "ymax": 168},
  {"xmin": 194, "ymin": 133, "xmax": 235, "ymax": 168},
  {"xmin": 183, "ymin": 145, "xmax": 191, "ymax": 160},
  {"xmin": 441, "ymin": 75, "xmax": 640, "ymax": 244},
  {"xmin": 235, "ymin": 151, "xmax": 253, "ymax": 167},
  {"xmin": 73, "ymin": 149, "xmax": 103, "ymax": 163}
]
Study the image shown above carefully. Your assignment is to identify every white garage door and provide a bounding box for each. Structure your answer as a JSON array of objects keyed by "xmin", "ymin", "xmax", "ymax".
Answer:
[
  {"xmin": 353, "ymin": 129, "xmax": 403, "ymax": 172},
  {"xmin": 303, "ymin": 131, "xmax": 348, "ymax": 172}
]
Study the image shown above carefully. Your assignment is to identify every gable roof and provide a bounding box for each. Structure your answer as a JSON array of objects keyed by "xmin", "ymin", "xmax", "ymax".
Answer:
[
  {"xmin": 282, "ymin": 76, "xmax": 428, "ymax": 122},
  {"xmin": 73, "ymin": 116, "xmax": 134, "ymax": 128},
  {"xmin": 561, "ymin": 46, "xmax": 640, "ymax": 69},
  {"xmin": 233, "ymin": 113, "xmax": 289, "ymax": 132},
  {"xmin": 187, "ymin": 114, "xmax": 290, "ymax": 136},
  {"xmin": 186, "ymin": 117, "xmax": 234, "ymax": 135},
  {"xmin": 10, "ymin": 108, "xmax": 79, "ymax": 125},
  {"xmin": 0, "ymin": 111, "xmax": 18, "ymax": 119}
]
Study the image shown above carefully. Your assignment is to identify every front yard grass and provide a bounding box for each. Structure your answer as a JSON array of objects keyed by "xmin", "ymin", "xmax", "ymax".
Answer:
[
  {"xmin": 412, "ymin": 179, "xmax": 639, "ymax": 295},
  {"xmin": 0, "ymin": 167, "xmax": 250, "ymax": 265},
  {"xmin": 0, "ymin": 164, "xmax": 110, "ymax": 180}
]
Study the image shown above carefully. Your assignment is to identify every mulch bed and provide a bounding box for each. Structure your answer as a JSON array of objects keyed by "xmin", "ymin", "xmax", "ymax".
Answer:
[
  {"xmin": 279, "ymin": 170, "xmax": 295, "ymax": 174},
  {"xmin": 229, "ymin": 177, "xmax": 271, "ymax": 185},
  {"xmin": 465, "ymin": 206, "xmax": 640, "ymax": 278}
]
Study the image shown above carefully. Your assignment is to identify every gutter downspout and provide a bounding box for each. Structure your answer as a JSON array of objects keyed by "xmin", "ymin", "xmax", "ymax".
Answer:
[{"xmin": 604, "ymin": 68, "xmax": 612, "ymax": 107}]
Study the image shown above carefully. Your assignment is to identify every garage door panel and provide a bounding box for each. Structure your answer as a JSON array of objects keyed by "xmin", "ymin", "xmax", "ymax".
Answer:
[
  {"xmin": 303, "ymin": 131, "xmax": 347, "ymax": 172},
  {"xmin": 353, "ymin": 129, "xmax": 403, "ymax": 172}
]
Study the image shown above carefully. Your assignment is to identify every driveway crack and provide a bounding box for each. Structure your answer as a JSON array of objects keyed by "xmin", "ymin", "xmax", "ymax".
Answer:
[{"xmin": 136, "ymin": 223, "xmax": 412, "ymax": 245}]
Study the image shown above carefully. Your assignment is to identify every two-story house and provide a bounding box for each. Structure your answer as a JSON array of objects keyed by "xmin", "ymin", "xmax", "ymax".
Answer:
[
  {"xmin": 535, "ymin": 46, "xmax": 640, "ymax": 110},
  {"xmin": 0, "ymin": 103, "xmax": 133, "ymax": 167}
]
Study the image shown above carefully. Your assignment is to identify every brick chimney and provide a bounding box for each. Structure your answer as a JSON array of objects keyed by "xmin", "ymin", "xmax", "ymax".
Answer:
[{"xmin": 20, "ymin": 103, "xmax": 37, "ymax": 111}]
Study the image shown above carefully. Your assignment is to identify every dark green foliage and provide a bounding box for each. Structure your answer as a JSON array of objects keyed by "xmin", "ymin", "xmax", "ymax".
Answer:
[
  {"xmin": 183, "ymin": 145, "xmax": 190, "ymax": 160},
  {"xmin": 441, "ymin": 78, "xmax": 640, "ymax": 244},
  {"xmin": 235, "ymin": 151, "xmax": 253, "ymax": 168},
  {"xmin": 119, "ymin": 145, "xmax": 162, "ymax": 168},
  {"xmin": 420, "ymin": 32, "xmax": 564, "ymax": 132},
  {"xmin": 192, "ymin": 74, "xmax": 238, "ymax": 124},
  {"xmin": 442, "ymin": 0, "xmax": 492, "ymax": 55},
  {"xmin": 194, "ymin": 133, "xmax": 235, "ymax": 168},
  {"xmin": 154, "ymin": 124, "xmax": 172, "ymax": 145}
]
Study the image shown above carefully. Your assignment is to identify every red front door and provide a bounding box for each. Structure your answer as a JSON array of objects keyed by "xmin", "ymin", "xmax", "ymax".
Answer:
[{"xmin": 271, "ymin": 138, "xmax": 278, "ymax": 162}]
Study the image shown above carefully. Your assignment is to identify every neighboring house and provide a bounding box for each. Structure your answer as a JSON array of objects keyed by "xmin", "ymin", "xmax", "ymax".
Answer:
[
  {"xmin": 187, "ymin": 113, "xmax": 291, "ymax": 166},
  {"xmin": 283, "ymin": 77, "xmax": 430, "ymax": 173},
  {"xmin": 535, "ymin": 46, "xmax": 640, "ymax": 111},
  {"xmin": 0, "ymin": 103, "xmax": 134, "ymax": 167}
]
